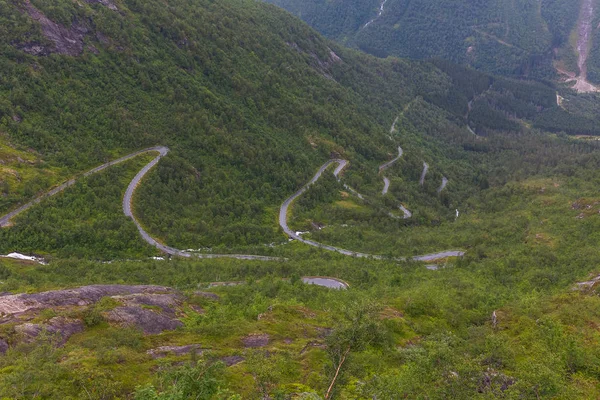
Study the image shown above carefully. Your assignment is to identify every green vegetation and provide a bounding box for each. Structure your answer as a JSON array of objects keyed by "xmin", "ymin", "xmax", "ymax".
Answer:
[
  {"xmin": 1, "ymin": 249, "xmax": 600, "ymax": 398},
  {"xmin": 0, "ymin": 155, "xmax": 156, "ymax": 259},
  {"xmin": 266, "ymin": 0, "xmax": 593, "ymax": 83},
  {"xmin": 1, "ymin": 0, "xmax": 600, "ymax": 398}
]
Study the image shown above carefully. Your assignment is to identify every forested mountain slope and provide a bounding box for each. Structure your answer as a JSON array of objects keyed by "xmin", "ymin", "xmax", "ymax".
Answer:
[
  {"xmin": 266, "ymin": 0, "xmax": 600, "ymax": 87},
  {"xmin": 0, "ymin": 0, "xmax": 582, "ymax": 258},
  {"xmin": 2, "ymin": 0, "xmax": 600, "ymax": 398}
]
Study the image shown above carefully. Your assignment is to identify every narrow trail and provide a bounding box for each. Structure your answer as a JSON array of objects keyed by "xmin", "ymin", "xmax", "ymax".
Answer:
[
  {"xmin": 363, "ymin": 0, "xmax": 388, "ymax": 28},
  {"xmin": 279, "ymin": 159, "xmax": 464, "ymax": 261},
  {"xmin": 472, "ymin": 28, "xmax": 521, "ymax": 50},
  {"xmin": 1, "ymin": 147, "xmax": 284, "ymax": 262},
  {"xmin": 419, "ymin": 162, "xmax": 429, "ymax": 186}
]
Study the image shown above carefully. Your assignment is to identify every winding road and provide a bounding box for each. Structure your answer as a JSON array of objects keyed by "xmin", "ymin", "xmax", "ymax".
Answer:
[
  {"xmin": 3, "ymin": 144, "xmax": 462, "ymax": 262},
  {"xmin": 1, "ymin": 147, "xmax": 284, "ymax": 262},
  {"xmin": 0, "ymin": 147, "xmax": 165, "ymax": 228},
  {"xmin": 437, "ymin": 177, "xmax": 448, "ymax": 194},
  {"xmin": 379, "ymin": 146, "xmax": 403, "ymax": 195},
  {"xmin": 419, "ymin": 162, "xmax": 429, "ymax": 186},
  {"xmin": 279, "ymin": 159, "xmax": 464, "ymax": 261},
  {"xmin": 382, "ymin": 177, "xmax": 390, "ymax": 195}
]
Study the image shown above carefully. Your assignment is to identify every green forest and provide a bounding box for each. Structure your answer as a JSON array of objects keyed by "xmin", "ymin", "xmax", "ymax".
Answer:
[
  {"xmin": 266, "ymin": 0, "xmax": 600, "ymax": 85},
  {"xmin": 1, "ymin": 0, "xmax": 600, "ymax": 398}
]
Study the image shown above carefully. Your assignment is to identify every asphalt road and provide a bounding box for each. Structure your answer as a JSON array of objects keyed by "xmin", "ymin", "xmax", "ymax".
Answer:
[
  {"xmin": 3, "ymin": 146, "xmax": 461, "ymax": 262},
  {"xmin": 2, "ymin": 146, "xmax": 284, "ymax": 262},
  {"xmin": 279, "ymin": 159, "xmax": 464, "ymax": 261},
  {"xmin": 0, "ymin": 147, "xmax": 166, "ymax": 228},
  {"xmin": 419, "ymin": 162, "xmax": 429, "ymax": 186},
  {"xmin": 437, "ymin": 177, "xmax": 448, "ymax": 194},
  {"xmin": 121, "ymin": 148, "xmax": 284, "ymax": 261},
  {"xmin": 379, "ymin": 146, "xmax": 403, "ymax": 195}
]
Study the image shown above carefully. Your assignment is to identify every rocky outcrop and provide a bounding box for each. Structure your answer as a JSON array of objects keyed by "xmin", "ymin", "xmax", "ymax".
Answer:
[
  {"xmin": 85, "ymin": 0, "xmax": 118, "ymax": 11},
  {"xmin": 194, "ymin": 291, "xmax": 221, "ymax": 300},
  {"xmin": 0, "ymin": 285, "xmax": 175, "ymax": 318},
  {"xmin": 286, "ymin": 42, "xmax": 343, "ymax": 79},
  {"xmin": 147, "ymin": 344, "xmax": 204, "ymax": 359},
  {"xmin": 15, "ymin": 41, "xmax": 51, "ymax": 56},
  {"xmin": 105, "ymin": 306, "xmax": 183, "ymax": 334},
  {"xmin": 478, "ymin": 368, "xmax": 515, "ymax": 393},
  {"xmin": 14, "ymin": 317, "xmax": 84, "ymax": 346},
  {"xmin": 114, "ymin": 293, "xmax": 183, "ymax": 315},
  {"xmin": 221, "ymin": 355, "xmax": 244, "ymax": 366},
  {"xmin": 0, "ymin": 285, "xmax": 182, "ymax": 351},
  {"xmin": 0, "ymin": 338, "xmax": 8, "ymax": 354},
  {"xmin": 22, "ymin": 0, "xmax": 88, "ymax": 56},
  {"xmin": 242, "ymin": 333, "xmax": 270, "ymax": 348}
]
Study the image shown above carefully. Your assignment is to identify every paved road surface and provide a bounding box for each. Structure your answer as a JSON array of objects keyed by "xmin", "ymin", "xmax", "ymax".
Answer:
[
  {"xmin": 437, "ymin": 177, "xmax": 448, "ymax": 194},
  {"xmin": 121, "ymin": 148, "xmax": 284, "ymax": 261},
  {"xmin": 382, "ymin": 177, "xmax": 390, "ymax": 195},
  {"xmin": 3, "ymin": 146, "xmax": 461, "ymax": 262},
  {"xmin": 398, "ymin": 205, "xmax": 412, "ymax": 219},
  {"xmin": 0, "ymin": 146, "xmax": 166, "ymax": 228},
  {"xmin": 279, "ymin": 159, "xmax": 464, "ymax": 261},
  {"xmin": 419, "ymin": 162, "xmax": 429, "ymax": 186},
  {"xmin": 380, "ymin": 146, "xmax": 403, "ymax": 195},
  {"xmin": 2, "ymin": 146, "xmax": 284, "ymax": 262},
  {"xmin": 379, "ymin": 146, "xmax": 403, "ymax": 172}
]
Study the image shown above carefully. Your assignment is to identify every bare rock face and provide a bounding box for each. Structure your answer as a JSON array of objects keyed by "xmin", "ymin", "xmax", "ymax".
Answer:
[
  {"xmin": 0, "ymin": 285, "xmax": 187, "ymax": 355},
  {"xmin": 114, "ymin": 293, "xmax": 183, "ymax": 315},
  {"xmin": 105, "ymin": 306, "xmax": 183, "ymax": 334},
  {"xmin": 14, "ymin": 322, "xmax": 43, "ymax": 340},
  {"xmin": 0, "ymin": 285, "xmax": 174, "ymax": 318},
  {"xmin": 221, "ymin": 355, "xmax": 244, "ymax": 366},
  {"xmin": 147, "ymin": 344, "xmax": 203, "ymax": 359},
  {"xmin": 286, "ymin": 42, "xmax": 343, "ymax": 80},
  {"xmin": 85, "ymin": 0, "xmax": 118, "ymax": 11},
  {"xmin": 22, "ymin": 0, "xmax": 87, "ymax": 56},
  {"xmin": 194, "ymin": 291, "xmax": 220, "ymax": 300},
  {"xmin": 242, "ymin": 333, "xmax": 270, "ymax": 348},
  {"xmin": 0, "ymin": 338, "xmax": 8, "ymax": 354},
  {"xmin": 15, "ymin": 42, "xmax": 50, "ymax": 56},
  {"xmin": 14, "ymin": 317, "xmax": 84, "ymax": 346}
]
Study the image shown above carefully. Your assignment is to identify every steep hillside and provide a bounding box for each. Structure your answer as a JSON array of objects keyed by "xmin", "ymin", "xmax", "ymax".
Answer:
[
  {"xmin": 0, "ymin": 0, "xmax": 575, "ymax": 259},
  {"xmin": 3, "ymin": 0, "xmax": 600, "ymax": 398},
  {"xmin": 266, "ymin": 0, "xmax": 600, "ymax": 88}
]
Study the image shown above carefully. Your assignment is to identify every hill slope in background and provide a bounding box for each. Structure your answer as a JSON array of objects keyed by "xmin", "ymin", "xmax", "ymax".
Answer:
[
  {"xmin": 2, "ymin": 0, "xmax": 589, "ymax": 258},
  {"xmin": 3, "ymin": 0, "xmax": 600, "ymax": 398},
  {"xmin": 266, "ymin": 0, "xmax": 600, "ymax": 87}
]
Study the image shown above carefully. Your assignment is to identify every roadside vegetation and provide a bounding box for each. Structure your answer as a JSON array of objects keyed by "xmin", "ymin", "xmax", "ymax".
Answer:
[{"xmin": 1, "ymin": 0, "xmax": 600, "ymax": 398}]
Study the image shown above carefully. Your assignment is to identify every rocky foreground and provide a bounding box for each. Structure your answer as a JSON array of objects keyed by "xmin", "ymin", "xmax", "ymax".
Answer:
[{"xmin": 0, "ymin": 285, "xmax": 207, "ymax": 354}]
